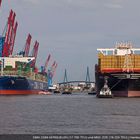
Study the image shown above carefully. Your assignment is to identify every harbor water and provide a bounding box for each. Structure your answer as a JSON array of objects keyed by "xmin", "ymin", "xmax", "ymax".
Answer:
[{"xmin": 0, "ymin": 93, "xmax": 140, "ymax": 134}]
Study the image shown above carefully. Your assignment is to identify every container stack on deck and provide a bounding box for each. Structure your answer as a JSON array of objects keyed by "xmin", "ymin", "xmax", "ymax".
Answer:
[{"xmin": 98, "ymin": 53, "xmax": 140, "ymax": 73}]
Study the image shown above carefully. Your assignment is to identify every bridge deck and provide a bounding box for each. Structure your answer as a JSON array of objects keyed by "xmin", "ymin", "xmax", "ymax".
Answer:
[{"xmin": 58, "ymin": 81, "xmax": 94, "ymax": 85}]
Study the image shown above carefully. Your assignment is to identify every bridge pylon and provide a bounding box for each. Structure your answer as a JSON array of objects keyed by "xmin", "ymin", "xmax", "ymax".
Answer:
[
  {"xmin": 85, "ymin": 66, "xmax": 90, "ymax": 83},
  {"xmin": 63, "ymin": 69, "xmax": 68, "ymax": 84}
]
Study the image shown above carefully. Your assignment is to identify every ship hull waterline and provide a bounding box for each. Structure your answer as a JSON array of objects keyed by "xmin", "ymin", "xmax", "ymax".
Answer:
[{"xmin": 0, "ymin": 76, "xmax": 49, "ymax": 95}]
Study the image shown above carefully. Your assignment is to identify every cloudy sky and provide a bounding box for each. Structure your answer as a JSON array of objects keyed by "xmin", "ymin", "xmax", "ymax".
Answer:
[{"xmin": 0, "ymin": 0, "xmax": 140, "ymax": 82}]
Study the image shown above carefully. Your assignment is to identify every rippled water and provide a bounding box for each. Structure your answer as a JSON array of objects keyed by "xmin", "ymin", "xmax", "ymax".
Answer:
[{"xmin": 0, "ymin": 93, "xmax": 140, "ymax": 134}]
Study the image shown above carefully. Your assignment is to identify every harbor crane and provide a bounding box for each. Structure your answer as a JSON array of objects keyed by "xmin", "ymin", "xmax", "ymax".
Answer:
[
  {"xmin": 31, "ymin": 41, "xmax": 39, "ymax": 67},
  {"xmin": 48, "ymin": 61, "xmax": 57, "ymax": 87},
  {"xmin": 19, "ymin": 34, "xmax": 32, "ymax": 56},
  {"xmin": 24, "ymin": 34, "xmax": 32, "ymax": 57},
  {"xmin": 2, "ymin": 9, "xmax": 18, "ymax": 57},
  {"xmin": 10, "ymin": 22, "xmax": 18, "ymax": 55},
  {"xmin": 52, "ymin": 62, "xmax": 57, "ymax": 77},
  {"xmin": 0, "ymin": 0, "xmax": 2, "ymax": 7},
  {"xmin": 43, "ymin": 54, "xmax": 51, "ymax": 73}
]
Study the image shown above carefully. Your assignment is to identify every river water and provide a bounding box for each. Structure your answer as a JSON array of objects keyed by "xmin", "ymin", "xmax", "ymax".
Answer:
[{"xmin": 0, "ymin": 93, "xmax": 140, "ymax": 134}]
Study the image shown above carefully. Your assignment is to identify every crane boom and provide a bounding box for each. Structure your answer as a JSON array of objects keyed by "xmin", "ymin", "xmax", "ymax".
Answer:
[
  {"xmin": 7, "ymin": 11, "xmax": 16, "ymax": 56},
  {"xmin": 2, "ymin": 10, "xmax": 17, "ymax": 57},
  {"xmin": 52, "ymin": 63, "xmax": 57, "ymax": 77},
  {"xmin": 24, "ymin": 34, "xmax": 32, "ymax": 56},
  {"xmin": 31, "ymin": 41, "xmax": 39, "ymax": 67},
  {"xmin": 2, "ymin": 10, "xmax": 13, "ymax": 56},
  {"xmin": 43, "ymin": 54, "xmax": 51, "ymax": 73},
  {"xmin": 10, "ymin": 21, "xmax": 18, "ymax": 55},
  {"xmin": 47, "ymin": 62, "xmax": 57, "ymax": 87},
  {"xmin": 0, "ymin": 0, "xmax": 2, "ymax": 7},
  {"xmin": 50, "ymin": 61, "xmax": 57, "ymax": 77},
  {"xmin": 51, "ymin": 61, "xmax": 56, "ymax": 69}
]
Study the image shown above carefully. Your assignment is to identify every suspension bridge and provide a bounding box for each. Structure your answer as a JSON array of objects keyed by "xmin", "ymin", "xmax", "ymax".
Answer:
[{"xmin": 58, "ymin": 67, "xmax": 94, "ymax": 85}]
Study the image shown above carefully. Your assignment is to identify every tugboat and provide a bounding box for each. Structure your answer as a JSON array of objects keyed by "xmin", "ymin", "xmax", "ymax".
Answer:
[
  {"xmin": 97, "ymin": 77, "xmax": 113, "ymax": 98},
  {"xmin": 62, "ymin": 89, "xmax": 72, "ymax": 94}
]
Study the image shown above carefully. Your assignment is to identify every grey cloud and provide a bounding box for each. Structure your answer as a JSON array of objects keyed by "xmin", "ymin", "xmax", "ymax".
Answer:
[{"xmin": 104, "ymin": 3, "xmax": 123, "ymax": 9}]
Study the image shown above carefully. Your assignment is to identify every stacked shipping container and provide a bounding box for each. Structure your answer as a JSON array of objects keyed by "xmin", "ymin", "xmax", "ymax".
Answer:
[{"xmin": 98, "ymin": 53, "xmax": 140, "ymax": 73}]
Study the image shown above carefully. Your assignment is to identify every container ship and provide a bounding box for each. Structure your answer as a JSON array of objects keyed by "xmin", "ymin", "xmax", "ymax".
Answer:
[
  {"xmin": 0, "ymin": 2, "xmax": 57, "ymax": 95},
  {"xmin": 0, "ymin": 57, "xmax": 49, "ymax": 95},
  {"xmin": 95, "ymin": 42, "xmax": 140, "ymax": 97}
]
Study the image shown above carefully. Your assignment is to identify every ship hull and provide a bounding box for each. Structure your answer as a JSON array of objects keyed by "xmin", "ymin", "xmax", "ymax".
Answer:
[
  {"xmin": 0, "ymin": 76, "xmax": 48, "ymax": 95},
  {"xmin": 95, "ymin": 70, "xmax": 140, "ymax": 97},
  {"xmin": 113, "ymin": 91, "xmax": 140, "ymax": 97},
  {"xmin": 0, "ymin": 90, "xmax": 40, "ymax": 95}
]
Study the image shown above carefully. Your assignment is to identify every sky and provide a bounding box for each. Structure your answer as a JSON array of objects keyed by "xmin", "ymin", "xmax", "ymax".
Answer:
[{"xmin": 0, "ymin": 0, "xmax": 140, "ymax": 82}]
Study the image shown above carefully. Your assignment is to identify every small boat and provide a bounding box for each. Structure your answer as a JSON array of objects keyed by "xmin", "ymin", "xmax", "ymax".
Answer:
[
  {"xmin": 39, "ymin": 90, "xmax": 52, "ymax": 95},
  {"xmin": 53, "ymin": 90, "xmax": 60, "ymax": 94},
  {"xmin": 88, "ymin": 91, "xmax": 96, "ymax": 95},
  {"xmin": 62, "ymin": 91, "xmax": 72, "ymax": 94},
  {"xmin": 97, "ymin": 84, "xmax": 113, "ymax": 98},
  {"xmin": 62, "ymin": 88, "xmax": 72, "ymax": 94}
]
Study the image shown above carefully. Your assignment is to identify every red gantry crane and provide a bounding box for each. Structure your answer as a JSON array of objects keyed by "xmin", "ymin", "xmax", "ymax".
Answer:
[
  {"xmin": 0, "ymin": 0, "xmax": 2, "ymax": 8},
  {"xmin": 24, "ymin": 34, "xmax": 32, "ymax": 57},
  {"xmin": 2, "ymin": 9, "xmax": 18, "ymax": 57},
  {"xmin": 31, "ymin": 41, "xmax": 39, "ymax": 67},
  {"xmin": 10, "ymin": 21, "xmax": 18, "ymax": 55},
  {"xmin": 52, "ymin": 63, "xmax": 57, "ymax": 77},
  {"xmin": 50, "ymin": 61, "xmax": 58, "ymax": 77},
  {"xmin": 53, "ymin": 63, "xmax": 58, "ymax": 76},
  {"xmin": 43, "ymin": 54, "xmax": 51, "ymax": 73}
]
